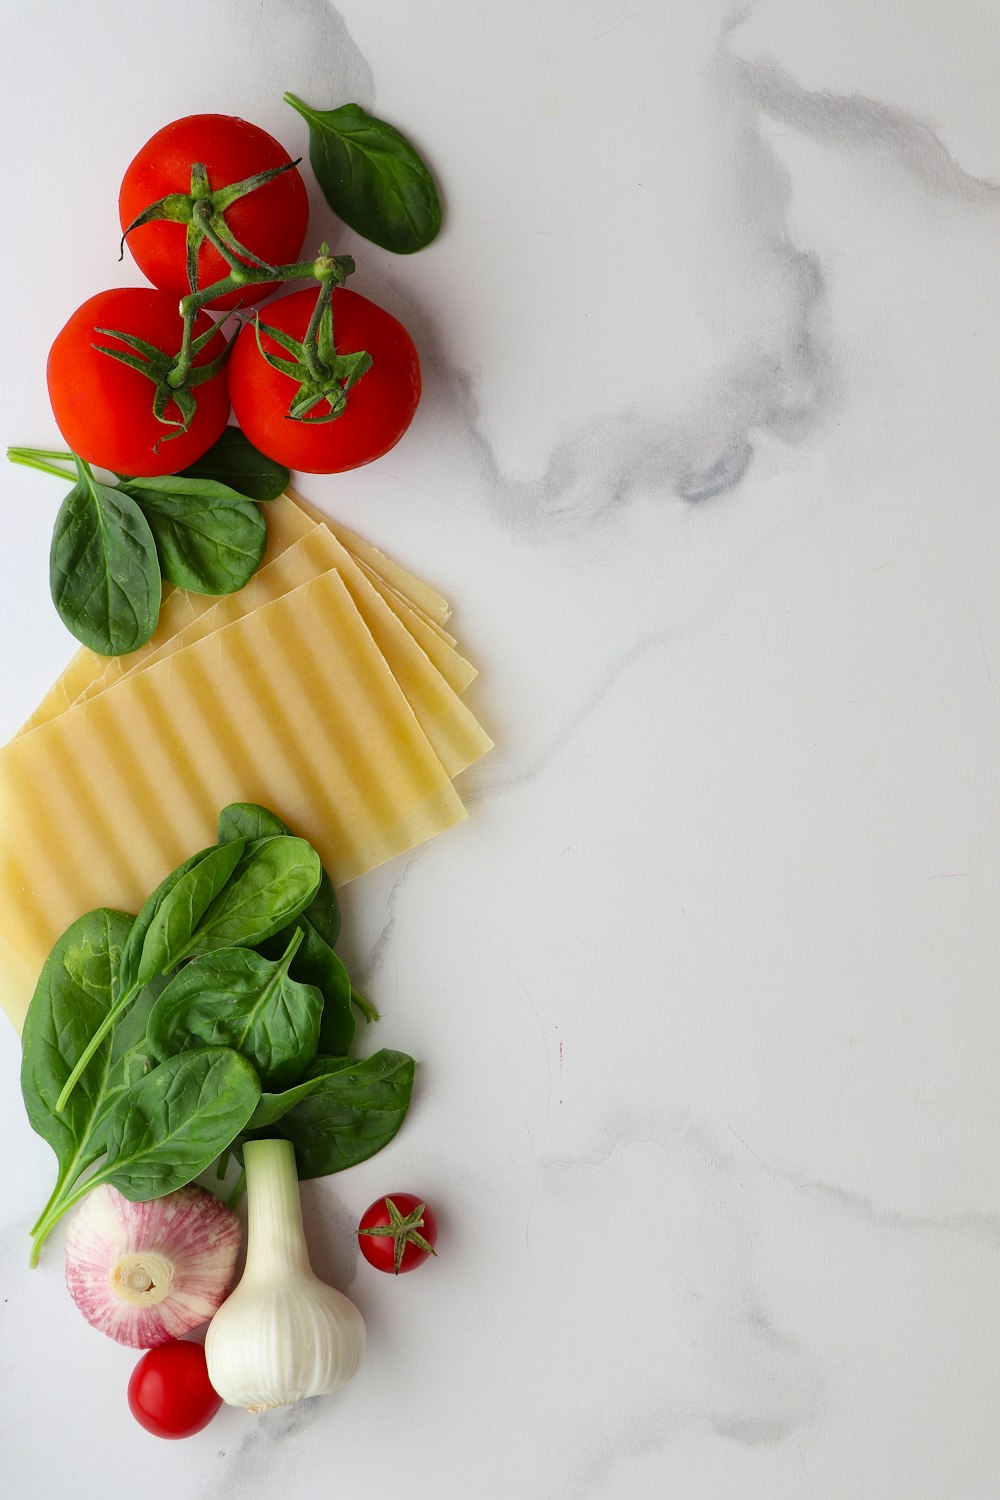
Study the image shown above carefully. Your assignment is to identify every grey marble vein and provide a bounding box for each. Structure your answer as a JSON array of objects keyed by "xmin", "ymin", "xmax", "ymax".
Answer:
[
  {"xmin": 796, "ymin": 1179, "xmax": 1000, "ymax": 1249},
  {"xmin": 728, "ymin": 45, "xmax": 1000, "ymax": 202},
  {"xmin": 544, "ymin": 1107, "xmax": 1000, "ymax": 1253},
  {"xmin": 464, "ymin": 627, "xmax": 676, "ymax": 803},
  {"xmin": 345, "ymin": 18, "xmax": 831, "ymax": 528},
  {"xmin": 567, "ymin": 1291, "xmax": 825, "ymax": 1496}
]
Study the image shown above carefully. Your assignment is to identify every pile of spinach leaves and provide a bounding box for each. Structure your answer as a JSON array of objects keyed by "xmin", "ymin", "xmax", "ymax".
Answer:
[{"xmin": 20, "ymin": 802, "xmax": 413, "ymax": 1266}]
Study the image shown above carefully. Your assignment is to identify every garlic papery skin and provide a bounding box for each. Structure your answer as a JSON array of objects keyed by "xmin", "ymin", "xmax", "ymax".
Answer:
[
  {"xmin": 206, "ymin": 1138, "xmax": 365, "ymax": 1412},
  {"xmin": 64, "ymin": 1183, "xmax": 241, "ymax": 1347}
]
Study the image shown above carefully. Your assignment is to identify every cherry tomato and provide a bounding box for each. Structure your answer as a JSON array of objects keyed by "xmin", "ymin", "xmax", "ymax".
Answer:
[
  {"xmin": 227, "ymin": 287, "xmax": 421, "ymax": 474},
  {"xmin": 47, "ymin": 288, "xmax": 231, "ymax": 476},
  {"xmin": 357, "ymin": 1193, "xmax": 439, "ymax": 1275},
  {"xmin": 127, "ymin": 1341, "xmax": 223, "ymax": 1439},
  {"xmin": 120, "ymin": 115, "xmax": 309, "ymax": 310}
]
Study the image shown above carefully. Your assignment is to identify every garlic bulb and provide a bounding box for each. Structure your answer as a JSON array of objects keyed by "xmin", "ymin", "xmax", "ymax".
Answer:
[
  {"xmin": 64, "ymin": 1183, "xmax": 241, "ymax": 1347},
  {"xmin": 206, "ymin": 1138, "xmax": 365, "ymax": 1412}
]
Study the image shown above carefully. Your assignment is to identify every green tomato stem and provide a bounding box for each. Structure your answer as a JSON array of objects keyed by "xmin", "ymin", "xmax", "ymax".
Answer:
[{"xmin": 300, "ymin": 281, "xmax": 334, "ymax": 384}]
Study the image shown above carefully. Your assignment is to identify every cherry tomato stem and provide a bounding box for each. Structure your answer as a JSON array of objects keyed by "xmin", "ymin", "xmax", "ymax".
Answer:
[{"xmin": 358, "ymin": 1194, "xmax": 439, "ymax": 1275}]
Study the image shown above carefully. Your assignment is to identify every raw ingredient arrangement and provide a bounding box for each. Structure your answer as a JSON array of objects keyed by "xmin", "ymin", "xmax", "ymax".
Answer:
[{"xmin": 4, "ymin": 95, "xmax": 484, "ymax": 1437}]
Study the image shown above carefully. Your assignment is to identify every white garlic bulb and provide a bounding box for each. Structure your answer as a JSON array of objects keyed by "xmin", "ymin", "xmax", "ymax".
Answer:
[
  {"xmin": 64, "ymin": 1182, "xmax": 241, "ymax": 1347},
  {"xmin": 206, "ymin": 1138, "xmax": 365, "ymax": 1411}
]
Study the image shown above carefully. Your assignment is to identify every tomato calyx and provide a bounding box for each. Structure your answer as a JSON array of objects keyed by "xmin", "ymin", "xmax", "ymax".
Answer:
[
  {"xmin": 120, "ymin": 157, "xmax": 303, "ymax": 294},
  {"xmin": 92, "ymin": 316, "xmax": 233, "ymax": 443},
  {"xmin": 250, "ymin": 268, "xmax": 373, "ymax": 424},
  {"xmin": 358, "ymin": 1196, "xmax": 438, "ymax": 1274}
]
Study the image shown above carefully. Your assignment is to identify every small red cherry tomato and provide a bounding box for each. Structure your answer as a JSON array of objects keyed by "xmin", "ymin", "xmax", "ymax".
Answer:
[
  {"xmin": 357, "ymin": 1193, "xmax": 439, "ymax": 1275},
  {"xmin": 127, "ymin": 1342, "xmax": 223, "ymax": 1439},
  {"xmin": 120, "ymin": 115, "xmax": 309, "ymax": 310},
  {"xmin": 47, "ymin": 287, "xmax": 231, "ymax": 476},
  {"xmin": 227, "ymin": 286, "xmax": 421, "ymax": 473}
]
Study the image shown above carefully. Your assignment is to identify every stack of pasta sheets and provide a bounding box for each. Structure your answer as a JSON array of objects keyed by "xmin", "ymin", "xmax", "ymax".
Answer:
[{"xmin": 0, "ymin": 492, "xmax": 492, "ymax": 1031}]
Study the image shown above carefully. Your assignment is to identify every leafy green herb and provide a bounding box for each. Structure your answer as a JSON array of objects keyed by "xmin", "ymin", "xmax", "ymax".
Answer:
[
  {"xmin": 173, "ymin": 836, "xmax": 322, "ymax": 958},
  {"xmin": 50, "ymin": 459, "xmax": 161, "ymax": 656},
  {"xmin": 218, "ymin": 802, "xmax": 340, "ymax": 946},
  {"xmin": 20, "ymin": 810, "xmax": 411, "ymax": 1265},
  {"xmin": 9, "ymin": 441, "xmax": 284, "ymax": 659},
  {"xmin": 179, "ymin": 425, "xmax": 290, "ymax": 501},
  {"xmin": 20, "ymin": 910, "xmax": 135, "ymax": 1244},
  {"xmin": 217, "ymin": 802, "xmax": 291, "ymax": 844},
  {"xmin": 290, "ymin": 923, "xmax": 355, "ymax": 1055},
  {"xmin": 118, "ymin": 481, "xmax": 267, "ymax": 596},
  {"xmin": 55, "ymin": 839, "xmax": 248, "ymax": 1114},
  {"xmin": 284, "ymin": 95, "xmax": 442, "ymax": 254},
  {"xmin": 100, "ymin": 1048, "xmax": 261, "ymax": 1201},
  {"xmin": 253, "ymin": 1049, "xmax": 415, "ymax": 1177},
  {"xmin": 246, "ymin": 1056, "xmax": 352, "ymax": 1131},
  {"xmin": 118, "ymin": 840, "xmax": 246, "ymax": 999},
  {"xmin": 147, "ymin": 930, "xmax": 323, "ymax": 1089}
]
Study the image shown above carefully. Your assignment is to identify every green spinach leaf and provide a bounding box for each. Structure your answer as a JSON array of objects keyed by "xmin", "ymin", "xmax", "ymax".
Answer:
[
  {"xmin": 100, "ymin": 1047, "xmax": 260, "ymax": 1201},
  {"xmin": 20, "ymin": 910, "xmax": 134, "ymax": 1200},
  {"xmin": 179, "ymin": 426, "xmax": 290, "ymax": 501},
  {"xmin": 119, "ymin": 483, "xmax": 267, "ymax": 596},
  {"xmin": 284, "ymin": 95, "xmax": 441, "ymax": 254},
  {"xmin": 245, "ymin": 1055, "xmax": 352, "ymax": 1131},
  {"xmin": 217, "ymin": 801, "xmax": 290, "ymax": 844},
  {"xmin": 217, "ymin": 802, "xmax": 340, "ymax": 945},
  {"xmin": 118, "ymin": 839, "xmax": 246, "ymax": 998},
  {"xmin": 285, "ymin": 922, "xmax": 354, "ymax": 1056},
  {"xmin": 173, "ymin": 836, "xmax": 322, "ymax": 958},
  {"xmin": 256, "ymin": 1048, "xmax": 414, "ymax": 1177},
  {"xmin": 92, "ymin": 975, "xmax": 168, "ymax": 1138},
  {"xmin": 147, "ymin": 930, "xmax": 323, "ymax": 1088},
  {"xmin": 50, "ymin": 464, "xmax": 161, "ymax": 655}
]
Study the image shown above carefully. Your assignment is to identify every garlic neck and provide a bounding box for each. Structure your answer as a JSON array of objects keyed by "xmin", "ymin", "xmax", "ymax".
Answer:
[
  {"xmin": 110, "ymin": 1252, "xmax": 174, "ymax": 1306},
  {"xmin": 243, "ymin": 1139, "xmax": 311, "ymax": 1279}
]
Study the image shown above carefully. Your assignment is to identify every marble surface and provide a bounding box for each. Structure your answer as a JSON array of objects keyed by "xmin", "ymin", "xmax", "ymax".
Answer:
[{"xmin": 2, "ymin": 1, "xmax": 1000, "ymax": 1494}]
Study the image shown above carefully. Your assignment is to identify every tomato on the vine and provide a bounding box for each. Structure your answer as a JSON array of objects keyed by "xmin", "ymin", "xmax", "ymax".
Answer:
[
  {"xmin": 357, "ymin": 1194, "xmax": 439, "ymax": 1274},
  {"xmin": 119, "ymin": 114, "xmax": 309, "ymax": 310},
  {"xmin": 127, "ymin": 1342, "xmax": 222, "ymax": 1439},
  {"xmin": 227, "ymin": 286, "xmax": 421, "ymax": 474},
  {"xmin": 47, "ymin": 288, "xmax": 231, "ymax": 476}
]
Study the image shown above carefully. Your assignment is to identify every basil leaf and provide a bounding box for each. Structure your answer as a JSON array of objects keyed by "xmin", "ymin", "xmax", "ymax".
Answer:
[
  {"xmin": 246, "ymin": 1056, "xmax": 352, "ymax": 1131},
  {"xmin": 147, "ymin": 932, "xmax": 323, "ymax": 1089},
  {"xmin": 174, "ymin": 836, "xmax": 322, "ymax": 959},
  {"xmin": 259, "ymin": 1048, "xmax": 415, "ymax": 1177},
  {"xmin": 179, "ymin": 426, "xmax": 290, "ymax": 501},
  {"xmin": 118, "ymin": 840, "xmax": 246, "ymax": 998},
  {"xmin": 101, "ymin": 1047, "xmax": 261, "ymax": 1201},
  {"xmin": 20, "ymin": 910, "xmax": 135, "ymax": 1193},
  {"xmin": 50, "ymin": 471, "xmax": 160, "ymax": 655},
  {"xmin": 218, "ymin": 802, "xmax": 340, "ymax": 946},
  {"xmin": 120, "ymin": 485, "xmax": 267, "ymax": 596},
  {"xmin": 285, "ymin": 96, "xmax": 441, "ymax": 254}
]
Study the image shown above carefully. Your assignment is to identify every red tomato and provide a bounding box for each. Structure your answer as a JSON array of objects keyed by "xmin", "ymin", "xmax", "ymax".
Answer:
[
  {"xmin": 357, "ymin": 1194, "xmax": 439, "ymax": 1275},
  {"xmin": 227, "ymin": 287, "xmax": 421, "ymax": 474},
  {"xmin": 127, "ymin": 1342, "xmax": 223, "ymax": 1439},
  {"xmin": 120, "ymin": 115, "xmax": 309, "ymax": 310},
  {"xmin": 47, "ymin": 288, "xmax": 231, "ymax": 476}
]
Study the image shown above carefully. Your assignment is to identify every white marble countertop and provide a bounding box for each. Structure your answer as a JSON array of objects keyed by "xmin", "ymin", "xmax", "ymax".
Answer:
[{"xmin": 2, "ymin": 1, "xmax": 1000, "ymax": 1495}]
